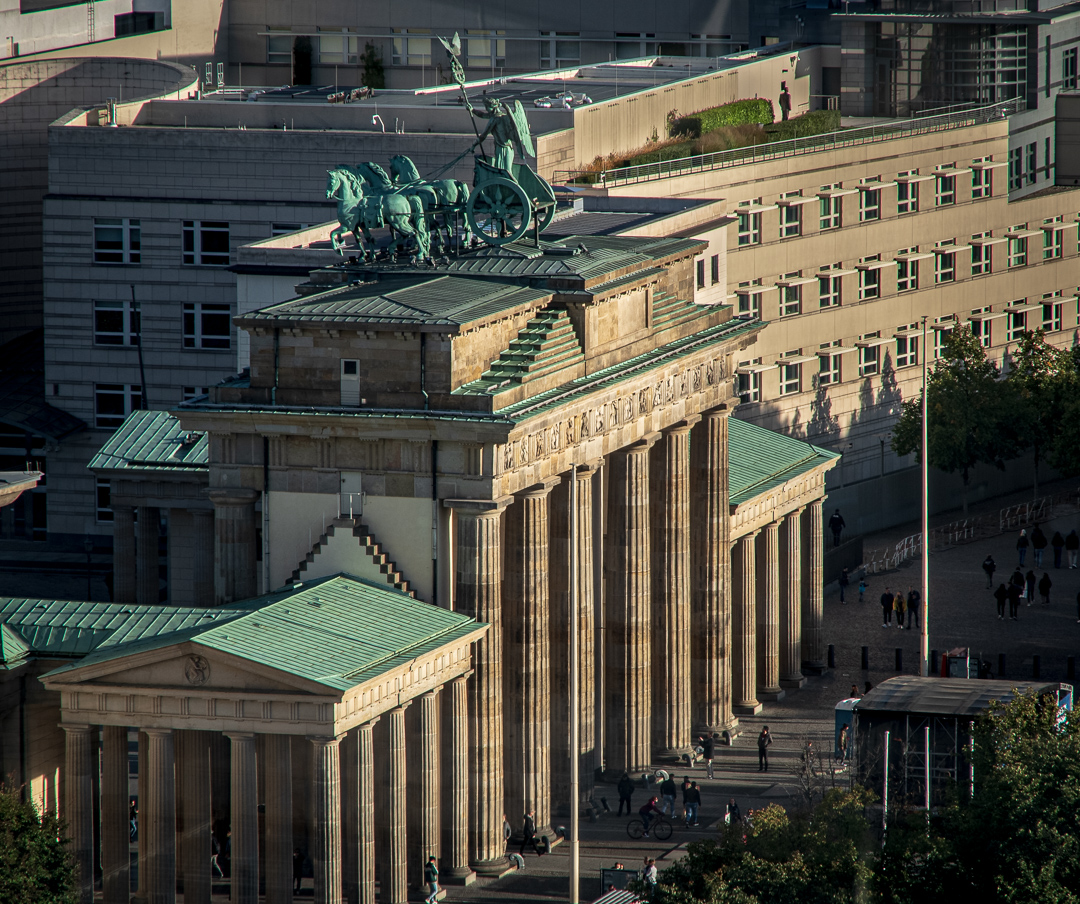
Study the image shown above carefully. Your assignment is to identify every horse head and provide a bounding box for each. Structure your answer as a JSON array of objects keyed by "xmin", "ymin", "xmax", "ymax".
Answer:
[{"xmin": 390, "ymin": 154, "xmax": 419, "ymax": 184}]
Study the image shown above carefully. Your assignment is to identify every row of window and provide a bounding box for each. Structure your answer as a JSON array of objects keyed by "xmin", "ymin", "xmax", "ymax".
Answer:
[
  {"xmin": 94, "ymin": 384, "xmax": 210, "ymax": 430},
  {"xmin": 731, "ymin": 220, "xmax": 1077, "ymax": 316},
  {"xmin": 737, "ymin": 296, "xmax": 1076, "ymax": 403},
  {"xmin": 735, "ymin": 160, "xmax": 996, "ymax": 246},
  {"xmin": 94, "ymin": 219, "xmax": 230, "ymax": 267},
  {"xmin": 94, "ymin": 300, "xmax": 231, "ymax": 350}
]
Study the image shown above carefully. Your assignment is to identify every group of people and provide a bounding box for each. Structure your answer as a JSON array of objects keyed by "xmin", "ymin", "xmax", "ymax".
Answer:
[
  {"xmin": 619, "ymin": 772, "xmax": 704, "ymax": 833},
  {"xmin": 1014, "ymin": 525, "xmax": 1079, "ymax": 569},
  {"xmin": 982, "ymin": 523, "xmax": 1080, "ymax": 621},
  {"xmin": 876, "ymin": 586, "xmax": 921, "ymax": 629}
]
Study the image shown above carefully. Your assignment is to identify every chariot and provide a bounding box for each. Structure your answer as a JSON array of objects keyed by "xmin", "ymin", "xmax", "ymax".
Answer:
[{"xmin": 467, "ymin": 155, "xmax": 556, "ymax": 246}]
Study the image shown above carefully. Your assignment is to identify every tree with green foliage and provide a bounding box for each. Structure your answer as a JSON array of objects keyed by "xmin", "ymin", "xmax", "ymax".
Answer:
[
  {"xmin": 0, "ymin": 783, "xmax": 77, "ymax": 904},
  {"xmin": 891, "ymin": 326, "xmax": 1019, "ymax": 514},
  {"xmin": 1047, "ymin": 344, "xmax": 1080, "ymax": 479},
  {"xmin": 360, "ymin": 42, "xmax": 385, "ymax": 89}
]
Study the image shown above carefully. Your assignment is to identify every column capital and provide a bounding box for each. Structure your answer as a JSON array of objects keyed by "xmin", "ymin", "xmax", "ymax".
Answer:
[
  {"xmin": 515, "ymin": 476, "xmax": 561, "ymax": 499},
  {"xmin": 208, "ymin": 487, "xmax": 259, "ymax": 507},
  {"xmin": 142, "ymin": 727, "xmax": 173, "ymax": 739},
  {"xmin": 569, "ymin": 459, "xmax": 603, "ymax": 478},
  {"xmin": 61, "ymin": 722, "xmax": 94, "ymax": 735},
  {"xmin": 307, "ymin": 734, "xmax": 344, "ymax": 748},
  {"xmin": 624, "ymin": 432, "xmax": 661, "ymax": 454},
  {"xmin": 443, "ymin": 496, "xmax": 512, "ymax": 514},
  {"xmin": 187, "ymin": 506, "xmax": 214, "ymax": 516},
  {"xmin": 665, "ymin": 415, "xmax": 702, "ymax": 434},
  {"xmin": 224, "ymin": 731, "xmax": 257, "ymax": 742},
  {"xmin": 701, "ymin": 404, "xmax": 731, "ymax": 420}
]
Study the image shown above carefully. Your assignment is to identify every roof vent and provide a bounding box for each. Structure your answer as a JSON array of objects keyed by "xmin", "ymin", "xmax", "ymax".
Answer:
[{"xmin": 183, "ymin": 432, "xmax": 201, "ymax": 444}]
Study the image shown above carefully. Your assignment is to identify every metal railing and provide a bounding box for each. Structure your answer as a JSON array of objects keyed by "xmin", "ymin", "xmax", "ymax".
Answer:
[{"xmin": 553, "ymin": 99, "xmax": 1022, "ymax": 188}]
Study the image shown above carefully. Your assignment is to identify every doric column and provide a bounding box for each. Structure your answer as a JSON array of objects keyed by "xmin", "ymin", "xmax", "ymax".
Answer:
[
  {"xmin": 408, "ymin": 689, "xmax": 441, "ymax": 889},
  {"xmin": 101, "ymin": 725, "xmax": 130, "ymax": 904},
  {"xmin": 757, "ymin": 522, "xmax": 784, "ymax": 702},
  {"xmin": 209, "ymin": 488, "xmax": 259, "ymax": 604},
  {"xmin": 691, "ymin": 408, "xmax": 735, "ymax": 734},
  {"xmin": 177, "ymin": 730, "xmax": 210, "ymax": 904},
  {"xmin": 311, "ymin": 735, "xmax": 343, "ymax": 904},
  {"xmin": 143, "ymin": 728, "xmax": 176, "ymax": 904},
  {"xmin": 263, "ymin": 734, "xmax": 292, "ymax": 904},
  {"xmin": 113, "ymin": 504, "xmax": 136, "ymax": 604},
  {"xmin": 63, "ymin": 724, "xmax": 95, "ymax": 904},
  {"xmin": 136, "ymin": 505, "xmax": 159, "ymax": 606},
  {"xmin": 189, "ymin": 509, "xmax": 215, "ymax": 606},
  {"xmin": 226, "ymin": 732, "xmax": 258, "ymax": 904},
  {"xmin": 444, "ymin": 498, "xmax": 509, "ymax": 876},
  {"xmin": 344, "ymin": 720, "xmax": 378, "ymax": 904},
  {"xmin": 505, "ymin": 479, "xmax": 556, "ymax": 835},
  {"xmin": 604, "ymin": 435, "xmax": 659, "ymax": 774},
  {"xmin": 377, "ymin": 706, "xmax": 409, "ymax": 904},
  {"xmin": 654, "ymin": 420, "xmax": 696, "ymax": 757},
  {"xmin": 732, "ymin": 531, "xmax": 762, "ymax": 715},
  {"xmin": 780, "ymin": 509, "xmax": 805, "ymax": 688},
  {"xmin": 441, "ymin": 677, "xmax": 473, "ymax": 883},
  {"xmin": 803, "ymin": 499, "xmax": 826, "ymax": 673}
]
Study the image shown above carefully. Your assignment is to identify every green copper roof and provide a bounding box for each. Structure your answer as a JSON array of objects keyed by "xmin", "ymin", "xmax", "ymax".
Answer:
[
  {"xmin": 0, "ymin": 623, "xmax": 30, "ymax": 669},
  {"xmin": 35, "ymin": 575, "xmax": 484, "ymax": 693},
  {"xmin": 88, "ymin": 409, "xmax": 207, "ymax": 473},
  {"xmin": 728, "ymin": 418, "xmax": 840, "ymax": 506}
]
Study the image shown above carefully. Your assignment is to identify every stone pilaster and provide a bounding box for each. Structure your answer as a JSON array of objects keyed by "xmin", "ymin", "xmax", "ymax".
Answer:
[
  {"xmin": 604, "ymin": 435, "xmax": 659, "ymax": 774},
  {"xmin": 136, "ymin": 505, "xmax": 159, "ymax": 606},
  {"xmin": 226, "ymin": 732, "xmax": 258, "ymax": 904},
  {"xmin": 377, "ymin": 707, "xmax": 409, "ymax": 904},
  {"xmin": 113, "ymin": 504, "xmax": 136, "ymax": 604},
  {"xmin": 209, "ymin": 488, "xmax": 259, "ymax": 604},
  {"xmin": 803, "ymin": 500, "xmax": 826, "ymax": 673},
  {"xmin": 757, "ymin": 522, "xmax": 784, "ymax": 702},
  {"xmin": 101, "ymin": 725, "xmax": 130, "ymax": 904},
  {"xmin": 189, "ymin": 509, "xmax": 215, "ymax": 606},
  {"xmin": 441, "ymin": 677, "xmax": 473, "ymax": 883},
  {"xmin": 505, "ymin": 480, "xmax": 556, "ymax": 835},
  {"xmin": 691, "ymin": 408, "xmax": 735, "ymax": 734},
  {"xmin": 444, "ymin": 498, "xmax": 510, "ymax": 877},
  {"xmin": 63, "ymin": 724, "xmax": 95, "ymax": 904},
  {"xmin": 263, "ymin": 734, "xmax": 292, "ymax": 904},
  {"xmin": 177, "ymin": 730, "xmax": 210, "ymax": 904},
  {"xmin": 311, "ymin": 735, "xmax": 342, "ymax": 904},
  {"xmin": 408, "ymin": 689, "xmax": 441, "ymax": 889},
  {"xmin": 780, "ymin": 509, "xmax": 806, "ymax": 688},
  {"xmin": 733, "ymin": 531, "xmax": 762, "ymax": 715},
  {"xmin": 144, "ymin": 728, "xmax": 176, "ymax": 904},
  {"xmin": 653, "ymin": 420, "xmax": 696, "ymax": 757}
]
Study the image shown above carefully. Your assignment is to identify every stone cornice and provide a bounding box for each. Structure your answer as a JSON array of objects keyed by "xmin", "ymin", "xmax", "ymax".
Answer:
[{"xmin": 730, "ymin": 462, "xmax": 833, "ymax": 539}]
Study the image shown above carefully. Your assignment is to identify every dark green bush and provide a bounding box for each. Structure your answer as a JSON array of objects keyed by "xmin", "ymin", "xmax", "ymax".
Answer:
[
  {"xmin": 764, "ymin": 108, "xmax": 841, "ymax": 141},
  {"xmin": 668, "ymin": 98, "xmax": 774, "ymax": 137}
]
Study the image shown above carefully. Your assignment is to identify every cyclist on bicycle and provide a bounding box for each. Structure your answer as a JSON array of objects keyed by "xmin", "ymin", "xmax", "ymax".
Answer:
[{"xmin": 639, "ymin": 796, "xmax": 663, "ymax": 837}]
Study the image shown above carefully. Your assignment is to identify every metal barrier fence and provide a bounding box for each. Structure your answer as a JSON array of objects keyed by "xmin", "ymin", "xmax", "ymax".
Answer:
[{"xmin": 553, "ymin": 99, "xmax": 1022, "ymax": 188}]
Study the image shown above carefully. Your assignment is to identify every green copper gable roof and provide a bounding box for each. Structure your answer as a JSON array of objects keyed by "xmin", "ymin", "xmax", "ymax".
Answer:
[
  {"xmin": 37, "ymin": 575, "xmax": 485, "ymax": 693},
  {"xmin": 0, "ymin": 623, "xmax": 30, "ymax": 669},
  {"xmin": 728, "ymin": 418, "xmax": 840, "ymax": 506},
  {"xmin": 88, "ymin": 409, "xmax": 208, "ymax": 473}
]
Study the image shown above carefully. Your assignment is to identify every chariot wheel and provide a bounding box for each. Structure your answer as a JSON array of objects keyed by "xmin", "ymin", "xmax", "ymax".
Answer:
[{"xmin": 467, "ymin": 176, "xmax": 530, "ymax": 245}]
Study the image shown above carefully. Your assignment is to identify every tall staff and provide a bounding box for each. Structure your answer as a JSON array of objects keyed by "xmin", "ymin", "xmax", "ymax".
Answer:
[
  {"xmin": 920, "ymin": 316, "xmax": 929, "ymax": 677},
  {"xmin": 438, "ymin": 33, "xmax": 484, "ymax": 147}
]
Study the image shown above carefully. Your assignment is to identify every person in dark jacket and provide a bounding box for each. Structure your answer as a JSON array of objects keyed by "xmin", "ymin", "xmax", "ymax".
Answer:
[
  {"xmin": 1026, "ymin": 569, "xmax": 1037, "ymax": 606},
  {"xmin": 684, "ymin": 782, "xmax": 702, "ymax": 826},
  {"xmin": 617, "ymin": 772, "xmax": 635, "ymax": 816},
  {"xmin": 726, "ymin": 797, "xmax": 742, "ymax": 824},
  {"xmin": 638, "ymin": 797, "xmax": 663, "ymax": 836},
  {"xmin": 982, "ymin": 555, "xmax": 996, "ymax": 588},
  {"xmin": 880, "ymin": 587, "xmax": 893, "ymax": 627},
  {"xmin": 520, "ymin": 810, "xmax": 544, "ymax": 856},
  {"xmin": 907, "ymin": 587, "xmax": 921, "ymax": 629},
  {"xmin": 701, "ymin": 733, "xmax": 717, "ymax": 779},
  {"xmin": 1052, "ymin": 531, "xmax": 1065, "ymax": 568},
  {"xmin": 1039, "ymin": 572, "xmax": 1053, "ymax": 605},
  {"xmin": 839, "ymin": 567, "xmax": 849, "ymax": 603},
  {"xmin": 757, "ymin": 727, "xmax": 772, "ymax": 772},
  {"xmin": 291, "ymin": 847, "xmax": 302, "ymax": 892},
  {"xmin": 1067, "ymin": 529, "xmax": 1080, "ymax": 568},
  {"xmin": 1017, "ymin": 529, "xmax": 1029, "ymax": 566},
  {"xmin": 829, "ymin": 509, "xmax": 846, "ymax": 547},
  {"xmin": 1007, "ymin": 581, "xmax": 1022, "ymax": 620},
  {"xmin": 423, "ymin": 856, "xmax": 440, "ymax": 904},
  {"xmin": 1031, "ymin": 525, "xmax": 1048, "ymax": 567},
  {"xmin": 659, "ymin": 774, "xmax": 677, "ymax": 818},
  {"xmin": 994, "ymin": 583, "xmax": 1008, "ymax": 620}
]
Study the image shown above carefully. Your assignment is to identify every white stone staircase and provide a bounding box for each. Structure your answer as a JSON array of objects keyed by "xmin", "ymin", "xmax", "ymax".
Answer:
[{"xmin": 287, "ymin": 517, "xmax": 415, "ymax": 597}]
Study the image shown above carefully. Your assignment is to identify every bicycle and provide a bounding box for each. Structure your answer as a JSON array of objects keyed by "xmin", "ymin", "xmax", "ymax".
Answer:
[{"xmin": 627, "ymin": 814, "xmax": 673, "ymax": 841}]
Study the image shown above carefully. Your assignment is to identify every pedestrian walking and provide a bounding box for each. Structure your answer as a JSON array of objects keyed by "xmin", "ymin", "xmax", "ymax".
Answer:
[
  {"xmin": 880, "ymin": 587, "xmax": 893, "ymax": 627},
  {"xmin": 1026, "ymin": 569, "xmax": 1036, "ymax": 606},
  {"xmin": 829, "ymin": 509, "xmax": 846, "ymax": 547},
  {"xmin": 994, "ymin": 583, "xmax": 1008, "ymax": 620},
  {"xmin": 1039, "ymin": 572, "xmax": 1052, "ymax": 605},
  {"xmin": 1067, "ymin": 529, "xmax": 1080, "ymax": 568},
  {"xmin": 837, "ymin": 724, "xmax": 849, "ymax": 765},
  {"xmin": 906, "ymin": 587, "xmax": 920, "ymax": 629},
  {"xmin": 1052, "ymin": 531, "xmax": 1065, "ymax": 568},
  {"xmin": 894, "ymin": 591, "xmax": 906, "ymax": 630},
  {"xmin": 520, "ymin": 810, "xmax": 544, "ymax": 856},
  {"xmin": 757, "ymin": 726, "xmax": 772, "ymax": 772},
  {"xmin": 1007, "ymin": 580, "xmax": 1021, "ymax": 620},
  {"xmin": 726, "ymin": 797, "xmax": 741, "ymax": 825},
  {"xmin": 684, "ymin": 782, "xmax": 701, "ymax": 826},
  {"xmin": 701, "ymin": 732, "xmax": 717, "ymax": 779},
  {"xmin": 659, "ymin": 773, "xmax": 677, "ymax": 818},
  {"xmin": 1032, "ymin": 525, "xmax": 1047, "ymax": 567},
  {"xmin": 502, "ymin": 814, "xmax": 512, "ymax": 848},
  {"xmin": 642, "ymin": 857, "xmax": 658, "ymax": 893},
  {"xmin": 982, "ymin": 554, "xmax": 996, "ymax": 589},
  {"xmin": 130, "ymin": 799, "xmax": 138, "ymax": 841},
  {"xmin": 617, "ymin": 772, "xmax": 635, "ymax": 816},
  {"xmin": 213, "ymin": 835, "xmax": 226, "ymax": 879},
  {"xmin": 858, "ymin": 578, "xmax": 867, "ymax": 603},
  {"xmin": 680, "ymin": 776, "xmax": 691, "ymax": 821},
  {"xmin": 1017, "ymin": 529, "xmax": 1029, "ymax": 566},
  {"xmin": 839, "ymin": 567, "xmax": 849, "ymax": 603},
  {"xmin": 423, "ymin": 856, "xmax": 440, "ymax": 903}
]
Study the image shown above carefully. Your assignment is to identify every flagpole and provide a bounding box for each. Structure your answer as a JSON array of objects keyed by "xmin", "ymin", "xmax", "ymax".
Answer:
[{"xmin": 920, "ymin": 316, "xmax": 930, "ymax": 677}]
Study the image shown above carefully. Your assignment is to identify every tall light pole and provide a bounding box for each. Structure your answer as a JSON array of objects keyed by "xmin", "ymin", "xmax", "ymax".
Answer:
[
  {"xmin": 568, "ymin": 464, "xmax": 580, "ymax": 903},
  {"xmin": 920, "ymin": 316, "xmax": 930, "ymax": 677}
]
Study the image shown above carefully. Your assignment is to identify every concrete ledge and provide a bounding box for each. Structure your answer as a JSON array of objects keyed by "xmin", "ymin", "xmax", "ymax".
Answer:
[
  {"xmin": 733, "ymin": 702, "xmax": 763, "ymax": 715},
  {"xmin": 780, "ymin": 676, "xmax": 807, "ymax": 689},
  {"xmin": 758, "ymin": 689, "xmax": 786, "ymax": 703},
  {"xmin": 441, "ymin": 869, "xmax": 476, "ymax": 886}
]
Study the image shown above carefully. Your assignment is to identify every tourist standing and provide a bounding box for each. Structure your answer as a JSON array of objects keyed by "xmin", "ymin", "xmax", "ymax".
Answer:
[
  {"xmin": 982, "ymin": 554, "xmax": 996, "ymax": 589},
  {"xmin": 1039, "ymin": 572, "xmax": 1053, "ymax": 605},
  {"xmin": 1067, "ymin": 529, "xmax": 1079, "ymax": 568},
  {"xmin": 1031, "ymin": 525, "xmax": 1047, "ymax": 567},
  {"xmin": 894, "ymin": 591, "xmax": 906, "ymax": 630},
  {"xmin": 994, "ymin": 583, "xmax": 1008, "ymax": 620},
  {"xmin": 839, "ymin": 567, "xmax": 849, "ymax": 603},
  {"xmin": 829, "ymin": 509, "xmax": 846, "ymax": 547},
  {"xmin": 1025, "ymin": 569, "xmax": 1037, "ymax": 606},
  {"xmin": 757, "ymin": 726, "xmax": 772, "ymax": 772},
  {"xmin": 1052, "ymin": 531, "xmax": 1065, "ymax": 568},
  {"xmin": 701, "ymin": 733, "xmax": 717, "ymax": 780},
  {"xmin": 1007, "ymin": 579, "xmax": 1022, "ymax": 620},
  {"xmin": 1017, "ymin": 529, "xmax": 1029, "ymax": 566},
  {"xmin": 858, "ymin": 578, "xmax": 867, "ymax": 603},
  {"xmin": 617, "ymin": 772, "xmax": 635, "ymax": 816},
  {"xmin": 684, "ymin": 782, "xmax": 701, "ymax": 827},
  {"xmin": 907, "ymin": 587, "xmax": 921, "ymax": 629},
  {"xmin": 659, "ymin": 773, "xmax": 677, "ymax": 818},
  {"xmin": 423, "ymin": 856, "xmax": 440, "ymax": 904},
  {"xmin": 880, "ymin": 587, "xmax": 893, "ymax": 627}
]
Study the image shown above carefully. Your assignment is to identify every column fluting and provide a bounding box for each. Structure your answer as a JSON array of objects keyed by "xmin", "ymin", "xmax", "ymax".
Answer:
[
  {"xmin": 143, "ymin": 728, "xmax": 176, "ymax": 904},
  {"xmin": 780, "ymin": 509, "xmax": 805, "ymax": 687},
  {"xmin": 63, "ymin": 724, "xmax": 95, "ymax": 904},
  {"xmin": 757, "ymin": 522, "xmax": 784, "ymax": 701},
  {"xmin": 263, "ymin": 734, "xmax": 292, "ymax": 904},
  {"xmin": 803, "ymin": 499, "xmax": 826, "ymax": 672},
  {"xmin": 136, "ymin": 505, "xmax": 159, "ymax": 605},
  {"xmin": 101, "ymin": 725, "xmax": 130, "ymax": 904},
  {"xmin": 733, "ymin": 531, "xmax": 762, "ymax": 715},
  {"xmin": 310, "ymin": 735, "xmax": 342, "ymax": 904},
  {"xmin": 226, "ymin": 732, "xmax": 258, "ymax": 904},
  {"xmin": 177, "ymin": 730, "xmax": 210, "ymax": 904}
]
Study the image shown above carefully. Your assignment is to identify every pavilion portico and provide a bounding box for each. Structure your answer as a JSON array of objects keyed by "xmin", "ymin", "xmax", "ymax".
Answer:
[{"xmin": 36, "ymin": 575, "xmax": 486, "ymax": 904}]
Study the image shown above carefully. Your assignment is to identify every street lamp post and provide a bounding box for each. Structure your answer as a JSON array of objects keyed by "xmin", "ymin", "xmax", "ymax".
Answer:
[{"xmin": 920, "ymin": 316, "xmax": 930, "ymax": 677}]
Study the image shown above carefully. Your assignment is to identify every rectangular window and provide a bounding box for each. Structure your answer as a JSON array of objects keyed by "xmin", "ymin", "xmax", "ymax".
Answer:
[
  {"xmin": 181, "ymin": 386, "xmax": 209, "ymax": 402},
  {"xmin": 710, "ymin": 254, "xmax": 720, "ymax": 284},
  {"xmin": 737, "ymin": 200, "xmax": 761, "ymax": 246},
  {"xmin": 1026, "ymin": 143, "xmax": 1037, "ymax": 185},
  {"xmin": 818, "ymin": 269, "xmax": 841, "ymax": 308},
  {"xmin": 465, "ymin": 29, "xmax": 506, "ymax": 69},
  {"xmin": 1009, "ymin": 146, "xmax": 1024, "ymax": 191},
  {"xmin": 94, "ymin": 217, "xmax": 140, "ymax": 264},
  {"xmin": 933, "ymin": 317, "xmax": 954, "ymax": 358},
  {"xmin": 540, "ymin": 32, "xmax": 580, "ymax": 68},
  {"xmin": 780, "ymin": 283, "xmax": 801, "ymax": 317},
  {"xmin": 778, "ymin": 352, "xmax": 803, "ymax": 396},
  {"xmin": 1043, "ymin": 297, "xmax": 1063, "ymax": 332},
  {"xmin": 858, "ymin": 259, "xmax": 880, "ymax": 300},
  {"xmin": 318, "ymin": 27, "xmax": 359, "ymax": 64},
  {"xmin": 896, "ymin": 250, "xmax": 918, "ymax": 292},
  {"xmin": 182, "ymin": 303, "xmax": 231, "ymax": 350},
  {"xmin": 970, "ymin": 308, "xmax": 993, "ymax": 348},
  {"xmin": 1043, "ymin": 225, "xmax": 1063, "ymax": 260},
  {"xmin": 971, "ymin": 161, "xmax": 992, "ymax": 199},
  {"xmin": 971, "ymin": 233, "xmax": 993, "ymax": 276},
  {"xmin": 94, "ymin": 383, "xmax": 142, "ymax": 429},
  {"xmin": 737, "ymin": 361, "xmax": 761, "ymax": 403},
  {"xmin": 696, "ymin": 259, "xmax": 706, "ymax": 289},
  {"xmin": 780, "ymin": 202, "xmax": 801, "ymax": 238},
  {"xmin": 819, "ymin": 185, "xmax": 841, "ymax": 230},
  {"xmin": 737, "ymin": 283, "xmax": 761, "ymax": 318},
  {"xmin": 182, "ymin": 220, "xmax": 229, "ymax": 266},
  {"xmin": 1006, "ymin": 310, "xmax": 1027, "ymax": 343},
  {"xmin": 818, "ymin": 343, "xmax": 841, "ymax": 386},
  {"xmin": 1008, "ymin": 232, "xmax": 1028, "ymax": 268},
  {"xmin": 391, "ymin": 28, "xmax": 432, "ymax": 66},
  {"xmin": 267, "ymin": 27, "xmax": 292, "ymax": 65},
  {"xmin": 95, "ymin": 478, "xmax": 113, "ymax": 523},
  {"xmin": 1065, "ymin": 47, "xmax": 1079, "ymax": 90},
  {"xmin": 896, "ymin": 174, "xmax": 919, "ymax": 214},
  {"xmin": 935, "ymin": 174, "xmax": 956, "ymax": 206},
  {"xmin": 895, "ymin": 328, "xmax": 919, "ymax": 368},
  {"xmin": 93, "ymin": 299, "xmax": 140, "ymax": 346},
  {"xmin": 859, "ymin": 186, "xmax": 881, "ymax": 222},
  {"xmin": 934, "ymin": 244, "xmax": 956, "ymax": 284},
  {"xmin": 859, "ymin": 336, "xmax": 880, "ymax": 376}
]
